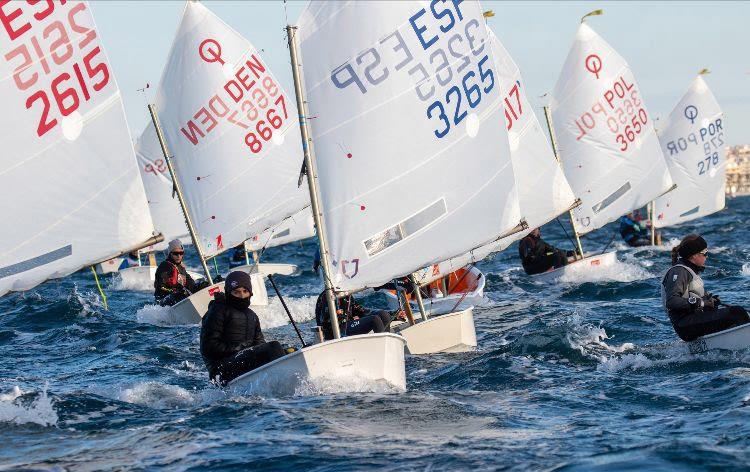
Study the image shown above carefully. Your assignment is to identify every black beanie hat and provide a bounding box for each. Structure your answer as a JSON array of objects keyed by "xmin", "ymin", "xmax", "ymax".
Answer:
[
  {"xmin": 678, "ymin": 235, "xmax": 708, "ymax": 259},
  {"xmin": 225, "ymin": 271, "xmax": 253, "ymax": 293}
]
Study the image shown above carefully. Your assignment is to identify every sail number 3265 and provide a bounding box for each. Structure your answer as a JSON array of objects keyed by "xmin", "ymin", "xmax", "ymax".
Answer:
[{"xmin": 427, "ymin": 55, "xmax": 494, "ymax": 139}]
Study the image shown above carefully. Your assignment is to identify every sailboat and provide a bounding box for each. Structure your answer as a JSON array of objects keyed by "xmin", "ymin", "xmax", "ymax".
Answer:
[
  {"xmin": 385, "ymin": 23, "xmax": 579, "ymax": 316},
  {"xmin": 537, "ymin": 17, "xmax": 674, "ymax": 282},
  {"xmin": 275, "ymin": 0, "xmax": 521, "ymax": 357},
  {"xmin": 144, "ymin": 1, "xmax": 312, "ymax": 324},
  {"xmin": 230, "ymin": 206, "xmax": 315, "ymax": 277},
  {"xmin": 0, "ymin": 1, "xmax": 162, "ymax": 298},
  {"xmin": 651, "ymin": 73, "xmax": 726, "ymax": 238}
]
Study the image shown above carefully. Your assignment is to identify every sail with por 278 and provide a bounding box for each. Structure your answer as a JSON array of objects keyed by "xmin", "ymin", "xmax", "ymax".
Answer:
[
  {"xmin": 0, "ymin": 1, "xmax": 155, "ymax": 296},
  {"xmin": 297, "ymin": 0, "xmax": 520, "ymax": 292}
]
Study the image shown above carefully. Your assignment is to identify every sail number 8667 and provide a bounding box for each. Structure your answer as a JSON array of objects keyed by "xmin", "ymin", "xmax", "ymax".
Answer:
[{"xmin": 426, "ymin": 54, "xmax": 494, "ymax": 139}]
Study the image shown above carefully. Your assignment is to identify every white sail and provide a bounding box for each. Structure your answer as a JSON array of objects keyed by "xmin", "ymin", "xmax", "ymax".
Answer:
[
  {"xmin": 245, "ymin": 206, "xmax": 315, "ymax": 251},
  {"xmin": 298, "ymin": 0, "xmax": 520, "ymax": 292},
  {"xmin": 654, "ymin": 76, "xmax": 725, "ymax": 228},
  {"xmin": 135, "ymin": 122, "xmax": 190, "ymax": 251},
  {"xmin": 151, "ymin": 1, "xmax": 309, "ymax": 259},
  {"xmin": 0, "ymin": 1, "xmax": 155, "ymax": 296},
  {"xmin": 413, "ymin": 27, "xmax": 577, "ymax": 285},
  {"xmin": 550, "ymin": 23, "xmax": 673, "ymax": 235}
]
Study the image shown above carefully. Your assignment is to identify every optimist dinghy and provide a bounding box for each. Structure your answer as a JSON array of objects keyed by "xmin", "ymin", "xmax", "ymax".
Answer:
[
  {"xmin": 228, "ymin": 333, "xmax": 407, "ymax": 395},
  {"xmin": 142, "ymin": 1, "xmax": 311, "ymax": 323},
  {"xmin": 296, "ymin": 1, "xmax": 525, "ymax": 357},
  {"xmin": 687, "ymin": 323, "xmax": 750, "ymax": 354},
  {"xmin": 540, "ymin": 17, "xmax": 675, "ymax": 280},
  {"xmin": 384, "ymin": 266, "xmax": 485, "ymax": 316}
]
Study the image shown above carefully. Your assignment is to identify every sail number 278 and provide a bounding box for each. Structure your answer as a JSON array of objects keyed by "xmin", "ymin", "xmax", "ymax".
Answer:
[{"xmin": 427, "ymin": 55, "xmax": 494, "ymax": 139}]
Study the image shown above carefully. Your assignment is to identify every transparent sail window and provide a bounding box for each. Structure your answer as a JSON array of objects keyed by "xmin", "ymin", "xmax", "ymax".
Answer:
[
  {"xmin": 272, "ymin": 229, "xmax": 291, "ymax": 239},
  {"xmin": 679, "ymin": 206, "xmax": 700, "ymax": 218},
  {"xmin": 592, "ymin": 182, "xmax": 631, "ymax": 214},
  {"xmin": 364, "ymin": 198, "xmax": 447, "ymax": 257}
]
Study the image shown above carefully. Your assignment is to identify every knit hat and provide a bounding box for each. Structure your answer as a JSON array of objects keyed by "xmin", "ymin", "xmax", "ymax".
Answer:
[
  {"xmin": 168, "ymin": 239, "xmax": 184, "ymax": 254},
  {"xmin": 678, "ymin": 235, "xmax": 708, "ymax": 259},
  {"xmin": 225, "ymin": 271, "xmax": 253, "ymax": 294}
]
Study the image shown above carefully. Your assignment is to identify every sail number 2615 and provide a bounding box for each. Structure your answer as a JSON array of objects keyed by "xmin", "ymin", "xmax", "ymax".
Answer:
[{"xmin": 427, "ymin": 55, "xmax": 494, "ymax": 139}]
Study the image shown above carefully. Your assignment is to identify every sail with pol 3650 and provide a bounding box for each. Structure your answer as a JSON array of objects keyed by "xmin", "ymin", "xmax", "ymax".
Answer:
[
  {"xmin": 654, "ymin": 74, "xmax": 726, "ymax": 229},
  {"xmin": 142, "ymin": 0, "xmax": 310, "ymax": 264},
  {"xmin": 550, "ymin": 22, "xmax": 674, "ymax": 236},
  {"xmin": 0, "ymin": 1, "xmax": 159, "ymax": 297},
  {"xmin": 297, "ymin": 0, "xmax": 521, "ymax": 294},
  {"xmin": 413, "ymin": 25, "xmax": 578, "ymax": 285}
]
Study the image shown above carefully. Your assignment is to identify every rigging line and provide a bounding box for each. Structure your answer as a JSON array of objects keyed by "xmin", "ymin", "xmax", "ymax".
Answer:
[
  {"xmin": 556, "ymin": 217, "xmax": 578, "ymax": 253},
  {"xmin": 599, "ymin": 231, "xmax": 619, "ymax": 256}
]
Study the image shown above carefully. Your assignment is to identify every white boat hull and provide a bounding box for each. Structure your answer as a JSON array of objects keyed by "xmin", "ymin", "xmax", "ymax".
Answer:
[
  {"xmin": 392, "ymin": 308, "xmax": 476, "ymax": 355},
  {"xmin": 167, "ymin": 282, "xmax": 225, "ymax": 325},
  {"xmin": 687, "ymin": 323, "xmax": 750, "ymax": 354},
  {"xmin": 532, "ymin": 251, "xmax": 618, "ymax": 283},
  {"xmin": 228, "ymin": 333, "xmax": 407, "ymax": 396},
  {"xmin": 384, "ymin": 266, "xmax": 485, "ymax": 316},
  {"xmin": 166, "ymin": 271, "xmax": 268, "ymax": 324}
]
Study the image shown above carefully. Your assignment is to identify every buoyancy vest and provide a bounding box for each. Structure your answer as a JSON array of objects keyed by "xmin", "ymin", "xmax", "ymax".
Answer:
[{"xmin": 661, "ymin": 263, "xmax": 705, "ymax": 310}]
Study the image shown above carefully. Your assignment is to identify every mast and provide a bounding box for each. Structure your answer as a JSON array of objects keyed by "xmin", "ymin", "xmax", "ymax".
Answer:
[
  {"xmin": 543, "ymin": 106, "xmax": 584, "ymax": 257},
  {"xmin": 286, "ymin": 25, "xmax": 341, "ymax": 339},
  {"xmin": 148, "ymin": 104, "xmax": 214, "ymax": 285},
  {"xmin": 409, "ymin": 275, "xmax": 429, "ymax": 321},
  {"xmin": 649, "ymin": 201, "xmax": 656, "ymax": 245}
]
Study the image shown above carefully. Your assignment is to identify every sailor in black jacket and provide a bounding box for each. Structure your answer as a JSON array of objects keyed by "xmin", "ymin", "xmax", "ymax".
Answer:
[
  {"xmin": 661, "ymin": 234, "xmax": 749, "ymax": 341},
  {"xmin": 200, "ymin": 271, "xmax": 285, "ymax": 385},
  {"xmin": 518, "ymin": 228, "xmax": 577, "ymax": 275}
]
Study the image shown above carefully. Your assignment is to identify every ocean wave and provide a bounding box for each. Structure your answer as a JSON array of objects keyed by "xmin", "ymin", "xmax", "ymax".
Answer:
[
  {"xmin": 116, "ymin": 381, "xmax": 223, "ymax": 409},
  {"xmin": 0, "ymin": 385, "xmax": 58, "ymax": 427},
  {"xmin": 557, "ymin": 258, "xmax": 653, "ymax": 284}
]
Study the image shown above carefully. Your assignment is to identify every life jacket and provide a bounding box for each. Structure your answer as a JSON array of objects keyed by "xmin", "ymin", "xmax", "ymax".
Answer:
[{"xmin": 660, "ymin": 263, "xmax": 705, "ymax": 310}]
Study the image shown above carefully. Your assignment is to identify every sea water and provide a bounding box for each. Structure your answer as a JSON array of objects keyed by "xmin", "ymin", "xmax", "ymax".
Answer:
[{"xmin": 1, "ymin": 197, "xmax": 749, "ymax": 470}]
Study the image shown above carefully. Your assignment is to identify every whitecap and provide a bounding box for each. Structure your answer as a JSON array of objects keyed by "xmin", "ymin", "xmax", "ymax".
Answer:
[{"xmin": 0, "ymin": 385, "xmax": 58, "ymax": 427}]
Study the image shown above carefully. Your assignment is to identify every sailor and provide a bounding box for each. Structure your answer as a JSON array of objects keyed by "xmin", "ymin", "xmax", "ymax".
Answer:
[
  {"xmin": 518, "ymin": 228, "xmax": 577, "ymax": 275},
  {"xmin": 619, "ymin": 211, "xmax": 652, "ymax": 247},
  {"xmin": 661, "ymin": 234, "xmax": 750, "ymax": 341},
  {"xmin": 119, "ymin": 250, "xmax": 140, "ymax": 270},
  {"xmin": 314, "ymin": 290, "xmax": 397, "ymax": 341},
  {"xmin": 154, "ymin": 239, "xmax": 202, "ymax": 306},
  {"xmin": 200, "ymin": 271, "xmax": 286, "ymax": 385},
  {"xmin": 228, "ymin": 243, "xmax": 246, "ymax": 268}
]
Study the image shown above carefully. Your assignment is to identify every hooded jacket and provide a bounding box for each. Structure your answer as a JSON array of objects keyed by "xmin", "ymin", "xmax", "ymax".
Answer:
[{"xmin": 200, "ymin": 292, "xmax": 265, "ymax": 375}]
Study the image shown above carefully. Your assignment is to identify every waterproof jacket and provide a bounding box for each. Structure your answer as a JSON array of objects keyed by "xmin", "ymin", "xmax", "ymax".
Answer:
[
  {"xmin": 200, "ymin": 292, "xmax": 265, "ymax": 376},
  {"xmin": 518, "ymin": 234, "xmax": 568, "ymax": 274},
  {"xmin": 154, "ymin": 259, "xmax": 197, "ymax": 300},
  {"xmin": 661, "ymin": 258, "xmax": 713, "ymax": 323},
  {"xmin": 619, "ymin": 215, "xmax": 647, "ymax": 243},
  {"xmin": 315, "ymin": 292, "xmax": 368, "ymax": 340}
]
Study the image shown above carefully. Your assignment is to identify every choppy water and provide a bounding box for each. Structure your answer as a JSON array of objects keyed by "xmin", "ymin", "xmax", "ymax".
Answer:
[{"xmin": 2, "ymin": 197, "xmax": 750, "ymax": 471}]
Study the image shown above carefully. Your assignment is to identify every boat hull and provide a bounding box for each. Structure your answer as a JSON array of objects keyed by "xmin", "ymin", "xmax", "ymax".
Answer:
[
  {"xmin": 532, "ymin": 251, "xmax": 618, "ymax": 283},
  {"xmin": 384, "ymin": 266, "xmax": 484, "ymax": 316},
  {"xmin": 687, "ymin": 323, "xmax": 750, "ymax": 354},
  {"xmin": 392, "ymin": 308, "xmax": 476, "ymax": 355},
  {"xmin": 166, "ymin": 272, "xmax": 268, "ymax": 324},
  {"xmin": 228, "ymin": 333, "xmax": 407, "ymax": 396}
]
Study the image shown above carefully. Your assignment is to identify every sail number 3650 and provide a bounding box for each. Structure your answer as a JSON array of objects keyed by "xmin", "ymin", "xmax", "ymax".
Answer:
[{"xmin": 426, "ymin": 54, "xmax": 494, "ymax": 139}]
